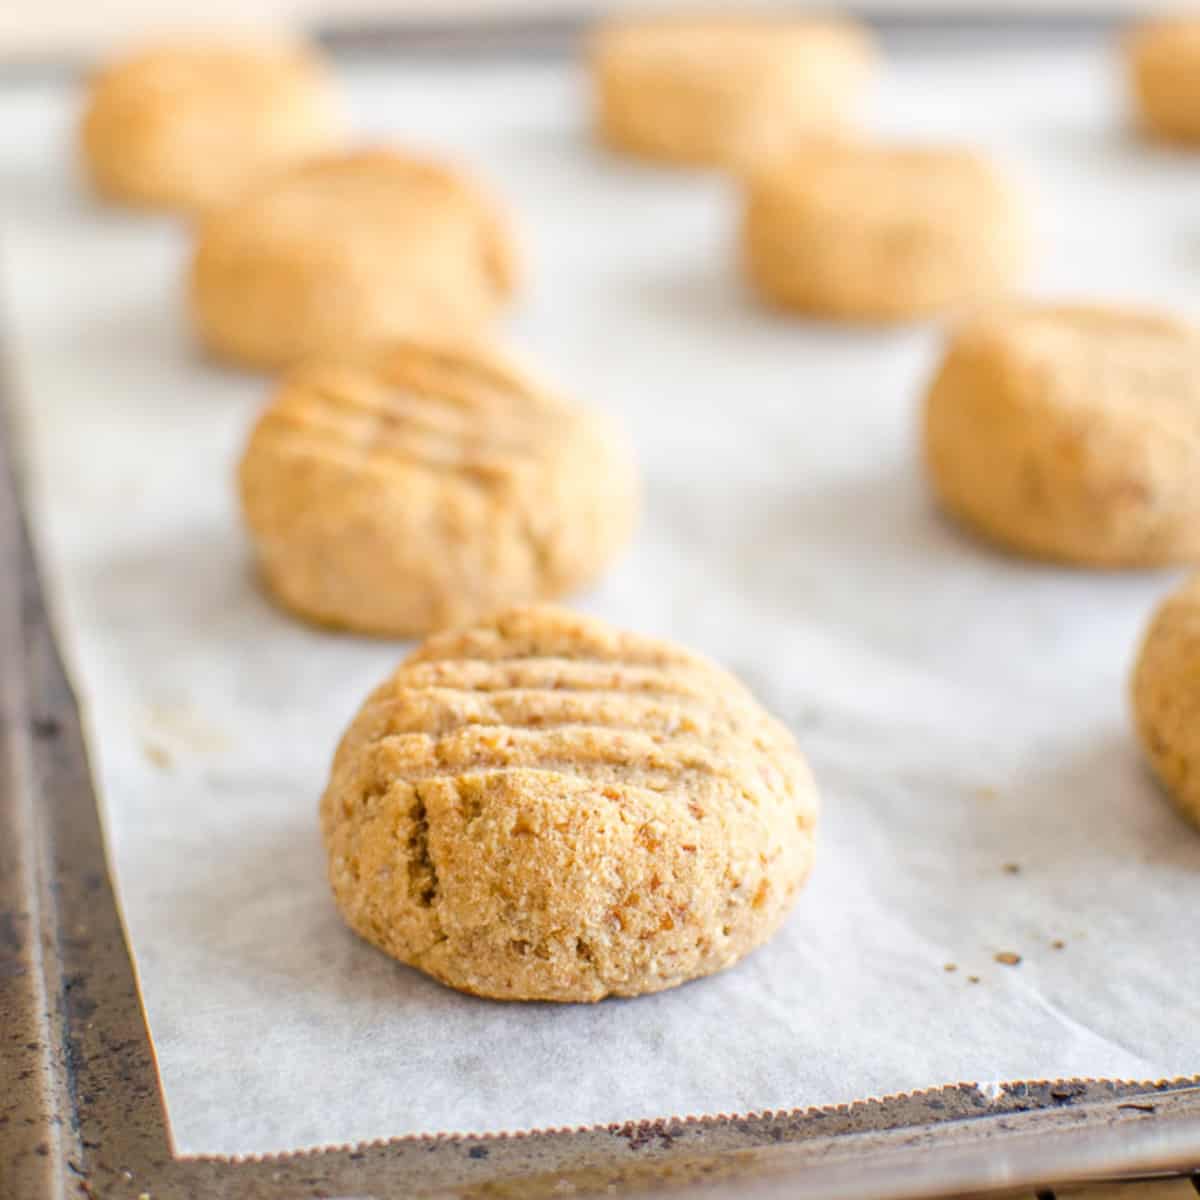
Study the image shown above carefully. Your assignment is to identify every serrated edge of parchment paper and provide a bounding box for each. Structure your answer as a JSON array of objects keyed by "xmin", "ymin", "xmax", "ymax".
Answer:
[{"xmin": 174, "ymin": 1074, "xmax": 1200, "ymax": 1162}]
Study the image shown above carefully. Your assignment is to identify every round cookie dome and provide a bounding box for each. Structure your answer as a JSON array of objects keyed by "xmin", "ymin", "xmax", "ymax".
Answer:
[
  {"xmin": 189, "ymin": 149, "xmax": 518, "ymax": 369},
  {"xmin": 1127, "ymin": 18, "xmax": 1200, "ymax": 145},
  {"xmin": 1132, "ymin": 574, "xmax": 1200, "ymax": 831},
  {"xmin": 320, "ymin": 606, "xmax": 819, "ymax": 1001},
  {"xmin": 80, "ymin": 38, "xmax": 342, "ymax": 213},
  {"xmin": 923, "ymin": 303, "xmax": 1200, "ymax": 566},
  {"xmin": 590, "ymin": 14, "xmax": 874, "ymax": 166},
  {"xmin": 741, "ymin": 143, "xmax": 1026, "ymax": 322},
  {"xmin": 238, "ymin": 340, "xmax": 637, "ymax": 636}
]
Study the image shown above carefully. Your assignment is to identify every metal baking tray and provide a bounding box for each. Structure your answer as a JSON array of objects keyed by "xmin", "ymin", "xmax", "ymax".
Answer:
[
  {"xmin": 4, "ymin": 14, "xmax": 1200, "ymax": 1196},
  {"xmin": 1, "ymin": 291, "xmax": 1199, "ymax": 1200}
]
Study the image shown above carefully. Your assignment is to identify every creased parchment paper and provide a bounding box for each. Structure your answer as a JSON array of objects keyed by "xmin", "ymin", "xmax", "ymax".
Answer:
[{"xmin": 3, "ymin": 41, "xmax": 1199, "ymax": 1158}]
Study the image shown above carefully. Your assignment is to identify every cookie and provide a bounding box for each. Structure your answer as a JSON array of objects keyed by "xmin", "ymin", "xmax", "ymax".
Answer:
[
  {"xmin": 1127, "ymin": 18, "xmax": 1200, "ymax": 145},
  {"xmin": 189, "ymin": 150, "xmax": 518, "ymax": 369},
  {"xmin": 1132, "ymin": 575, "xmax": 1200, "ymax": 831},
  {"xmin": 320, "ymin": 605, "xmax": 819, "ymax": 1001},
  {"xmin": 80, "ymin": 38, "xmax": 342, "ymax": 213},
  {"xmin": 590, "ymin": 13, "xmax": 874, "ymax": 167},
  {"xmin": 741, "ymin": 143, "xmax": 1027, "ymax": 322},
  {"xmin": 923, "ymin": 303, "xmax": 1200, "ymax": 566},
  {"xmin": 238, "ymin": 340, "xmax": 637, "ymax": 636}
]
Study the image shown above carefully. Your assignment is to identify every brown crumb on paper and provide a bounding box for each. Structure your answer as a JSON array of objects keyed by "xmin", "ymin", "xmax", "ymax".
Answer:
[
  {"xmin": 1051, "ymin": 939, "xmax": 1066, "ymax": 950},
  {"xmin": 994, "ymin": 951, "xmax": 1022, "ymax": 966},
  {"xmin": 1002, "ymin": 862, "xmax": 1021, "ymax": 875},
  {"xmin": 142, "ymin": 741, "xmax": 172, "ymax": 771},
  {"xmin": 967, "ymin": 975, "xmax": 981, "ymax": 984},
  {"xmin": 943, "ymin": 962, "xmax": 957, "ymax": 973}
]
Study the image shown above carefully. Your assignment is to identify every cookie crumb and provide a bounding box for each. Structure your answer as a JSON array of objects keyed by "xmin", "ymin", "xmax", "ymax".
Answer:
[
  {"xmin": 967, "ymin": 975, "xmax": 981, "ymax": 984},
  {"xmin": 142, "ymin": 742, "xmax": 172, "ymax": 770},
  {"xmin": 1051, "ymin": 939, "xmax": 1066, "ymax": 950},
  {"xmin": 994, "ymin": 951, "xmax": 1022, "ymax": 966},
  {"xmin": 1002, "ymin": 862, "xmax": 1021, "ymax": 875},
  {"xmin": 943, "ymin": 963, "xmax": 957, "ymax": 973}
]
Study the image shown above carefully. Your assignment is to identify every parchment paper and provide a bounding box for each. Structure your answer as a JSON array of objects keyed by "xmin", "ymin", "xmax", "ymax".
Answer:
[{"xmin": 3, "ymin": 39, "xmax": 1199, "ymax": 1159}]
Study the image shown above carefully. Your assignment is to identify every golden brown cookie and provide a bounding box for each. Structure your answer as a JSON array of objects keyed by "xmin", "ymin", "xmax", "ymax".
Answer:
[
  {"xmin": 238, "ymin": 340, "xmax": 637, "ymax": 636},
  {"xmin": 741, "ymin": 143, "xmax": 1027, "ymax": 322},
  {"xmin": 590, "ymin": 13, "xmax": 874, "ymax": 167},
  {"xmin": 1132, "ymin": 574, "xmax": 1200, "ymax": 831},
  {"xmin": 1127, "ymin": 18, "xmax": 1200, "ymax": 145},
  {"xmin": 923, "ymin": 303, "xmax": 1200, "ymax": 566},
  {"xmin": 320, "ymin": 605, "xmax": 819, "ymax": 1001},
  {"xmin": 80, "ymin": 38, "xmax": 342, "ymax": 213},
  {"xmin": 189, "ymin": 149, "xmax": 518, "ymax": 370}
]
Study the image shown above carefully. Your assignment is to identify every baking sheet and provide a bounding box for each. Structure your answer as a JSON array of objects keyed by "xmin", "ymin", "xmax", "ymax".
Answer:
[
  {"xmin": 3, "ymin": 38, "xmax": 1200, "ymax": 1160},
  {"xmin": 0, "ymin": 4, "xmax": 1167, "ymax": 66}
]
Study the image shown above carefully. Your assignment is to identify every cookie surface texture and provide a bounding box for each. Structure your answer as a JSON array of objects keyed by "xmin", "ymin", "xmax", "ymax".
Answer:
[
  {"xmin": 80, "ymin": 39, "xmax": 342, "ymax": 213},
  {"xmin": 591, "ymin": 14, "xmax": 874, "ymax": 166},
  {"xmin": 924, "ymin": 304, "xmax": 1200, "ymax": 566},
  {"xmin": 238, "ymin": 340, "xmax": 637, "ymax": 635},
  {"xmin": 190, "ymin": 149, "xmax": 518, "ymax": 369},
  {"xmin": 742, "ymin": 143, "xmax": 1026, "ymax": 321},
  {"xmin": 1128, "ymin": 19, "xmax": 1200, "ymax": 145},
  {"xmin": 320, "ymin": 605, "xmax": 819, "ymax": 1001},
  {"xmin": 1132, "ymin": 574, "xmax": 1200, "ymax": 831}
]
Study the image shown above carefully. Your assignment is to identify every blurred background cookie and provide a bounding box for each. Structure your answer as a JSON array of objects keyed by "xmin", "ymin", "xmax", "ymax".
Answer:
[
  {"xmin": 238, "ymin": 340, "xmax": 637, "ymax": 636},
  {"xmin": 1132, "ymin": 574, "xmax": 1200, "ymax": 832},
  {"xmin": 741, "ymin": 142, "xmax": 1026, "ymax": 322},
  {"xmin": 924, "ymin": 303, "xmax": 1200, "ymax": 566},
  {"xmin": 320, "ymin": 604, "xmax": 819, "ymax": 1001},
  {"xmin": 1127, "ymin": 17, "xmax": 1200, "ymax": 145},
  {"xmin": 79, "ymin": 38, "xmax": 342, "ymax": 212},
  {"xmin": 589, "ymin": 12, "xmax": 874, "ymax": 167},
  {"xmin": 189, "ymin": 149, "xmax": 518, "ymax": 368}
]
